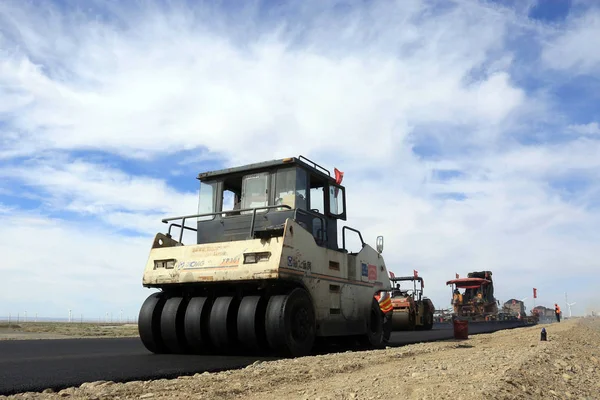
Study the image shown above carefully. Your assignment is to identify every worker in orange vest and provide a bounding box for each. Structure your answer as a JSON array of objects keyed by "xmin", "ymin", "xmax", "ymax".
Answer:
[
  {"xmin": 554, "ymin": 304, "xmax": 561, "ymax": 323},
  {"xmin": 452, "ymin": 289, "xmax": 463, "ymax": 314},
  {"xmin": 375, "ymin": 291, "xmax": 393, "ymax": 341}
]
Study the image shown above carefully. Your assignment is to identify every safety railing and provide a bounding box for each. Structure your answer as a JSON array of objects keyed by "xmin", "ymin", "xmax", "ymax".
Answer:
[
  {"xmin": 342, "ymin": 226, "xmax": 365, "ymax": 252},
  {"xmin": 166, "ymin": 222, "xmax": 198, "ymax": 239},
  {"xmin": 162, "ymin": 205, "xmax": 292, "ymax": 244},
  {"xmin": 298, "ymin": 155, "xmax": 331, "ymax": 176}
]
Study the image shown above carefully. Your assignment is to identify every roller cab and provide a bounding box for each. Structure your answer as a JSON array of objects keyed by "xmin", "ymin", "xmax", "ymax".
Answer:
[{"xmin": 138, "ymin": 156, "xmax": 393, "ymax": 357}]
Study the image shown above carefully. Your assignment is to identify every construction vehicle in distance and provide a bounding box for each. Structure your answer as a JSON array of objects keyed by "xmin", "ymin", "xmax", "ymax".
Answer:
[
  {"xmin": 502, "ymin": 299, "xmax": 526, "ymax": 316},
  {"xmin": 446, "ymin": 271, "xmax": 499, "ymax": 321},
  {"xmin": 501, "ymin": 298, "xmax": 527, "ymax": 320},
  {"xmin": 532, "ymin": 306, "xmax": 558, "ymax": 323},
  {"xmin": 137, "ymin": 155, "xmax": 394, "ymax": 357},
  {"xmin": 389, "ymin": 275, "xmax": 434, "ymax": 331}
]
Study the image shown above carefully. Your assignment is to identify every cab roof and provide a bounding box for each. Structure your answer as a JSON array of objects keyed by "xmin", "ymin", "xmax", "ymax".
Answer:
[
  {"xmin": 446, "ymin": 277, "xmax": 491, "ymax": 289},
  {"xmin": 391, "ymin": 276, "xmax": 424, "ymax": 283},
  {"xmin": 196, "ymin": 155, "xmax": 338, "ymax": 184}
]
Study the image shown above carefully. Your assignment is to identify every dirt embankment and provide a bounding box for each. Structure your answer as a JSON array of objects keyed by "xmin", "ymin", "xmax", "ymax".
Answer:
[
  {"xmin": 0, "ymin": 323, "xmax": 139, "ymax": 340},
  {"xmin": 2, "ymin": 318, "xmax": 599, "ymax": 400}
]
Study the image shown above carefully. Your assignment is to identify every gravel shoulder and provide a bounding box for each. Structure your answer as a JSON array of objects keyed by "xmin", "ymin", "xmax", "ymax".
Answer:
[
  {"xmin": 0, "ymin": 323, "xmax": 139, "ymax": 340},
  {"xmin": 2, "ymin": 317, "xmax": 599, "ymax": 400}
]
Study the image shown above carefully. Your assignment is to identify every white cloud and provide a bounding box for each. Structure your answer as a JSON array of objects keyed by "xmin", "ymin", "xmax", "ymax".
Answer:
[
  {"xmin": 541, "ymin": 8, "xmax": 600, "ymax": 74},
  {"xmin": 343, "ymin": 136, "xmax": 600, "ymax": 309},
  {"xmin": 0, "ymin": 212, "xmax": 155, "ymax": 319},
  {"xmin": 567, "ymin": 122, "xmax": 600, "ymax": 136},
  {"xmin": 0, "ymin": 0, "xmax": 527, "ymax": 168},
  {"xmin": 0, "ymin": 0, "xmax": 599, "ymax": 318},
  {"xmin": 0, "ymin": 158, "xmax": 198, "ymax": 221}
]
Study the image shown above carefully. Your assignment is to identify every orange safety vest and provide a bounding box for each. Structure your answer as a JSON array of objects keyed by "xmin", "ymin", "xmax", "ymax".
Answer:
[{"xmin": 375, "ymin": 293, "xmax": 393, "ymax": 314}]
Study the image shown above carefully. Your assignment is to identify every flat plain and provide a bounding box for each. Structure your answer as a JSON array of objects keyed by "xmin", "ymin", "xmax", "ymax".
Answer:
[{"xmin": 0, "ymin": 322, "xmax": 139, "ymax": 340}]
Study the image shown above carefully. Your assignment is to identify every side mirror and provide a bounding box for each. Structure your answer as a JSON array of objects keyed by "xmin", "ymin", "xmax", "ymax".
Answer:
[{"xmin": 376, "ymin": 235, "xmax": 384, "ymax": 254}]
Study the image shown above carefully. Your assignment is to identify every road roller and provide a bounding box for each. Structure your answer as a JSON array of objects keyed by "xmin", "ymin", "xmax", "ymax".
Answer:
[
  {"xmin": 137, "ymin": 155, "xmax": 393, "ymax": 357},
  {"xmin": 389, "ymin": 275, "xmax": 434, "ymax": 331}
]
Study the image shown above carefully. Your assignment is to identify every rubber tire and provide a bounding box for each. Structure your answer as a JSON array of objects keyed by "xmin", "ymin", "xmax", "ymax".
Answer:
[
  {"xmin": 359, "ymin": 298, "xmax": 385, "ymax": 349},
  {"xmin": 237, "ymin": 295, "xmax": 269, "ymax": 353},
  {"xmin": 184, "ymin": 296, "xmax": 212, "ymax": 354},
  {"xmin": 160, "ymin": 297, "xmax": 189, "ymax": 353},
  {"xmin": 265, "ymin": 288, "xmax": 316, "ymax": 357},
  {"xmin": 209, "ymin": 296, "xmax": 240, "ymax": 353},
  {"xmin": 138, "ymin": 292, "xmax": 167, "ymax": 354},
  {"xmin": 383, "ymin": 312, "xmax": 393, "ymax": 343}
]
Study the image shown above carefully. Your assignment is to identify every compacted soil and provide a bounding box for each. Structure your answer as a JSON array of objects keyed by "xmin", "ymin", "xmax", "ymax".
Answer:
[{"xmin": 1, "ymin": 318, "xmax": 599, "ymax": 400}]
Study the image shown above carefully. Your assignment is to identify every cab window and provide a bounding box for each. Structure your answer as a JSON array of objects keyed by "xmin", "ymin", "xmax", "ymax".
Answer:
[
  {"xmin": 329, "ymin": 185, "xmax": 345, "ymax": 216},
  {"xmin": 241, "ymin": 172, "xmax": 269, "ymax": 212},
  {"xmin": 274, "ymin": 168, "xmax": 297, "ymax": 210}
]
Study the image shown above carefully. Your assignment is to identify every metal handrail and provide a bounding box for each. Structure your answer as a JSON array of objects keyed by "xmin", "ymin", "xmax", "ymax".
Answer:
[
  {"xmin": 298, "ymin": 155, "xmax": 331, "ymax": 176},
  {"xmin": 162, "ymin": 205, "xmax": 292, "ymax": 243},
  {"xmin": 342, "ymin": 226, "xmax": 365, "ymax": 251},
  {"xmin": 167, "ymin": 223, "xmax": 198, "ymax": 238}
]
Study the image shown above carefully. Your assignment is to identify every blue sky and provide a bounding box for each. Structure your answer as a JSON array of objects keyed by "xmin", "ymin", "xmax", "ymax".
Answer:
[{"xmin": 1, "ymin": 0, "xmax": 599, "ymax": 320}]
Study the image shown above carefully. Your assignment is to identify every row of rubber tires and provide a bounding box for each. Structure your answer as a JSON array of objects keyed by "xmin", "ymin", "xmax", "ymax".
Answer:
[
  {"xmin": 139, "ymin": 287, "xmax": 318, "ymax": 357},
  {"xmin": 139, "ymin": 287, "xmax": 389, "ymax": 357}
]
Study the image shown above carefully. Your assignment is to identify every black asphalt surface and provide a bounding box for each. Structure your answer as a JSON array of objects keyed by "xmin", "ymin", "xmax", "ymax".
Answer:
[{"xmin": 0, "ymin": 320, "xmax": 532, "ymax": 395}]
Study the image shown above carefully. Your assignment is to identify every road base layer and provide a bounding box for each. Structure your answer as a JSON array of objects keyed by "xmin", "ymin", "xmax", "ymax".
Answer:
[{"xmin": 2, "ymin": 317, "xmax": 599, "ymax": 400}]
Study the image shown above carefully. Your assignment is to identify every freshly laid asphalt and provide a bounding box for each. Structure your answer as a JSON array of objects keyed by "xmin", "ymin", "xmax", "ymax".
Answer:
[{"xmin": 0, "ymin": 321, "xmax": 531, "ymax": 395}]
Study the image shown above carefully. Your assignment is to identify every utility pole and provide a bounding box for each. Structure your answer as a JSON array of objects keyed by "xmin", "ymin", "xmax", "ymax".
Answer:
[{"xmin": 69, "ymin": 309, "xmax": 72, "ymax": 323}]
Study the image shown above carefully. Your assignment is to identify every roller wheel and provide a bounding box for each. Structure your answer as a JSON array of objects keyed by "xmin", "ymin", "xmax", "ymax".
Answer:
[
  {"xmin": 138, "ymin": 292, "xmax": 167, "ymax": 354},
  {"xmin": 209, "ymin": 296, "xmax": 240, "ymax": 353},
  {"xmin": 265, "ymin": 288, "xmax": 316, "ymax": 357},
  {"xmin": 184, "ymin": 296, "xmax": 212, "ymax": 354},
  {"xmin": 392, "ymin": 311, "xmax": 415, "ymax": 331},
  {"xmin": 237, "ymin": 295, "xmax": 269, "ymax": 353},
  {"xmin": 359, "ymin": 298, "xmax": 385, "ymax": 349},
  {"xmin": 160, "ymin": 296, "xmax": 189, "ymax": 353},
  {"xmin": 423, "ymin": 311, "xmax": 434, "ymax": 330}
]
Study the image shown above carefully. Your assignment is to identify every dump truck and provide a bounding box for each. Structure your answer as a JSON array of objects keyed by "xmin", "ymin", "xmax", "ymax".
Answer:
[
  {"xmin": 389, "ymin": 275, "xmax": 434, "ymax": 331},
  {"xmin": 137, "ymin": 156, "xmax": 393, "ymax": 357},
  {"xmin": 446, "ymin": 271, "xmax": 499, "ymax": 320}
]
